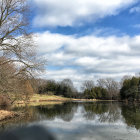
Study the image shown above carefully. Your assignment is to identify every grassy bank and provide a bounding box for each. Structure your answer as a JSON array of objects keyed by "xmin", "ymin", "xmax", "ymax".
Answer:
[
  {"xmin": 0, "ymin": 110, "xmax": 19, "ymax": 122},
  {"xmin": 14, "ymin": 94, "xmax": 71, "ymax": 107},
  {"xmin": 0, "ymin": 94, "xmax": 117, "ymax": 122},
  {"xmin": 0, "ymin": 95, "xmax": 69, "ymax": 122},
  {"xmin": 14, "ymin": 94, "xmax": 116, "ymax": 107}
]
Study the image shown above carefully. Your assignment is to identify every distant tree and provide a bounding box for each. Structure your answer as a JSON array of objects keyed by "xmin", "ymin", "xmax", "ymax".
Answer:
[
  {"xmin": 120, "ymin": 75, "xmax": 132, "ymax": 88},
  {"xmin": 97, "ymin": 79, "xmax": 105, "ymax": 88},
  {"xmin": 81, "ymin": 80, "xmax": 94, "ymax": 91},
  {"xmin": 94, "ymin": 87, "xmax": 108, "ymax": 99},
  {"xmin": 37, "ymin": 79, "xmax": 78, "ymax": 98},
  {"xmin": 120, "ymin": 76, "xmax": 140, "ymax": 101},
  {"xmin": 83, "ymin": 89, "xmax": 95, "ymax": 99},
  {"xmin": 83, "ymin": 86, "xmax": 108, "ymax": 100},
  {"xmin": 38, "ymin": 80, "xmax": 56, "ymax": 94},
  {"xmin": 45, "ymin": 80, "xmax": 57, "ymax": 94},
  {"xmin": 97, "ymin": 78, "xmax": 119, "ymax": 100},
  {"xmin": 61, "ymin": 79, "xmax": 76, "ymax": 91},
  {"xmin": 60, "ymin": 79, "xmax": 77, "ymax": 98}
]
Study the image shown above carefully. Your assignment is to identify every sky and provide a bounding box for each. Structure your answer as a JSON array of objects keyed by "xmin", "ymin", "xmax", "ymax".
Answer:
[{"xmin": 29, "ymin": 0, "xmax": 140, "ymax": 88}]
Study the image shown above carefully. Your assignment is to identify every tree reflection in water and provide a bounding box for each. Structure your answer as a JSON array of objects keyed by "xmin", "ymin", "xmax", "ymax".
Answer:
[
  {"xmin": 36, "ymin": 102, "xmax": 78, "ymax": 122},
  {"xmin": 83, "ymin": 102, "xmax": 121, "ymax": 122},
  {"xmin": 121, "ymin": 103, "xmax": 140, "ymax": 130},
  {"xmin": 36, "ymin": 102, "xmax": 122, "ymax": 123},
  {"xmin": 1, "ymin": 101, "xmax": 140, "ymax": 134}
]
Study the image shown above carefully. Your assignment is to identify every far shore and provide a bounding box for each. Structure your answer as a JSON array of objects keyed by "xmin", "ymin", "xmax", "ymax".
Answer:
[{"xmin": 13, "ymin": 94, "xmax": 118, "ymax": 107}]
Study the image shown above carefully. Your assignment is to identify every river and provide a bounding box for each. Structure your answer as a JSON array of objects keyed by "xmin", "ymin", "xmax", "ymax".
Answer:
[{"xmin": 0, "ymin": 102, "xmax": 140, "ymax": 140}]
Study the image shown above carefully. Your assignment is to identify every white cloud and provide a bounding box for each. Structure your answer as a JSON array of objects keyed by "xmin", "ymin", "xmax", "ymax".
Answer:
[
  {"xmin": 130, "ymin": 6, "xmax": 140, "ymax": 13},
  {"xmin": 33, "ymin": 0, "xmax": 136, "ymax": 27},
  {"xmin": 35, "ymin": 31, "xmax": 140, "ymax": 88}
]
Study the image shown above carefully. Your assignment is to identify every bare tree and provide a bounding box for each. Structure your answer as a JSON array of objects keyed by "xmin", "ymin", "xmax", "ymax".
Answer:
[
  {"xmin": 97, "ymin": 79, "xmax": 105, "ymax": 88},
  {"xmin": 0, "ymin": 57, "xmax": 35, "ymax": 104},
  {"xmin": 0, "ymin": 0, "xmax": 44, "ymax": 77},
  {"xmin": 62, "ymin": 79, "xmax": 73, "ymax": 87},
  {"xmin": 0, "ymin": 0, "xmax": 45, "ymax": 104},
  {"xmin": 61, "ymin": 79, "xmax": 76, "ymax": 92},
  {"xmin": 61, "ymin": 79, "xmax": 77, "ymax": 98},
  {"xmin": 81, "ymin": 80, "xmax": 94, "ymax": 91},
  {"xmin": 97, "ymin": 78, "xmax": 119, "ymax": 100}
]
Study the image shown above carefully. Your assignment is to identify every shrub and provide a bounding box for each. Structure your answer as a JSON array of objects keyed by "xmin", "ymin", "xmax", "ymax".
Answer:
[{"xmin": 0, "ymin": 95, "xmax": 11, "ymax": 107}]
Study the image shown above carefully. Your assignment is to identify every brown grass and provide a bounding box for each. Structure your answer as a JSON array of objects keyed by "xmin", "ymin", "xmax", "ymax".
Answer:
[
  {"xmin": 13, "ymin": 94, "xmax": 70, "ymax": 107},
  {"xmin": 0, "ymin": 110, "xmax": 19, "ymax": 121}
]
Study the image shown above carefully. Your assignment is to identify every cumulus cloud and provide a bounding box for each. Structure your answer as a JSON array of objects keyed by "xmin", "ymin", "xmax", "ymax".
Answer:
[
  {"xmin": 130, "ymin": 6, "xmax": 140, "ymax": 13},
  {"xmin": 35, "ymin": 31, "xmax": 140, "ymax": 88},
  {"xmin": 33, "ymin": 0, "xmax": 136, "ymax": 27}
]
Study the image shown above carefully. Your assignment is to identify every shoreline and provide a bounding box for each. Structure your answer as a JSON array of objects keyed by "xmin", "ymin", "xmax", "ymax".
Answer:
[
  {"xmin": 0, "ymin": 95, "xmax": 120, "ymax": 122},
  {"xmin": 13, "ymin": 99, "xmax": 119, "ymax": 108},
  {"xmin": 14, "ymin": 94, "xmax": 119, "ymax": 107},
  {"xmin": 0, "ymin": 110, "xmax": 20, "ymax": 122},
  {"xmin": 13, "ymin": 94, "xmax": 120, "ymax": 107}
]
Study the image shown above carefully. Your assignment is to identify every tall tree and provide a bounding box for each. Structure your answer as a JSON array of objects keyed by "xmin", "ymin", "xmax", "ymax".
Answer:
[
  {"xmin": 0, "ymin": 0, "xmax": 44, "ymax": 77},
  {"xmin": 0, "ymin": 0, "xmax": 45, "ymax": 104}
]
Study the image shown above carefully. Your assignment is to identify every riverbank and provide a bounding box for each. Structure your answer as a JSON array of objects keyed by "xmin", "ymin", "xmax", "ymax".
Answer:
[
  {"xmin": 0, "ymin": 94, "xmax": 117, "ymax": 122},
  {"xmin": 14, "ymin": 94, "xmax": 99, "ymax": 107},
  {"xmin": 0, "ymin": 110, "xmax": 19, "ymax": 121},
  {"xmin": 14, "ymin": 94, "xmax": 71, "ymax": 107},
  {"xmin": 14, "ymin": 94, "xmax": 117, "ymax": 107}
]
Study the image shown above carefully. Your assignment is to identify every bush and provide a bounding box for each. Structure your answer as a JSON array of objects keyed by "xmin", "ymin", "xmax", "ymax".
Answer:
[{"xmin": 0, "ymin": 95, "xmax": 11, "ymax": 107}]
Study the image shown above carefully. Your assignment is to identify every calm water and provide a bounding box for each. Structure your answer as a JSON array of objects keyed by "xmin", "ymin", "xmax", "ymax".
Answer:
[{"xmin": 1, "ymin": 102, "xmax": 140, "ymax": 140}]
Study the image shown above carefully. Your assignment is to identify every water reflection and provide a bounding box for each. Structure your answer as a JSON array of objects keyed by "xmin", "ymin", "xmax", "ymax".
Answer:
[
  {"xmin": 84, "ymin": 102, "xmax": 121, "ymax": 123},
  {"xmin": 1, "ymin": 102, "xmax": 140, "ymax": 140},
  {"xmin": 36, "ymin": 102, "xmax": 78, "ymax": 121},
  {"xmin": 121, "ymin": 103, "xmax": 140, "ymax": 130}
]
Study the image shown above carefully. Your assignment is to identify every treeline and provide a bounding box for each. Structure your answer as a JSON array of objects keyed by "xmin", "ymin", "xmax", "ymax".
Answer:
[
  {"xmin": 37, "ymin": 79, "xmax": 78, "ymax": 98},
  {"xmin": 120, "ymin": 77, "xmax": 140, "ymax": 101},
  {"xmin": 37, "ymin": 76, "xmax": 140, "ymax": 101},
  {"xmin": 82, "ymin": 79, "xmax": 119, "ymax": 100},
  {"xmin": 83, "ymin": 76, "xmax": 140, "ymax": 101},
  {"xmin": 36, "ymin": 78, "xmax": 120, "ymax": 100}
]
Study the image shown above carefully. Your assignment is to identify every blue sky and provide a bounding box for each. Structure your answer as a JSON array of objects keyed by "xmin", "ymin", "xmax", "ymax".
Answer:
[{"xmin": 30, "ymin": 0, "xmax": 140, "ymax": 88}]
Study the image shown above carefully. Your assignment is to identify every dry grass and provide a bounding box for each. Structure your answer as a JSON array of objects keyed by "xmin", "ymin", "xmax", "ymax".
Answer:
[
  {"xmin": 72, "ymin": 99, "xmax": 97, "ymax": 101},
  {"xmin": 31, "ymin": 94, "xmax": 70, "ymax": 101},
  {"xmin": 14, "ymin": 101, "xmax": 64, "ymax": 107},
  {"xmin": 0, "ymin": 110, "xmax": 19, "ymax": 121},
  {"xmin": 13, "ymin": 94, "xmax": 105, "ymax": 107},
  {"xmin": 13, "ymin": 94, "xmax": 71, "ymax": 107}
]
